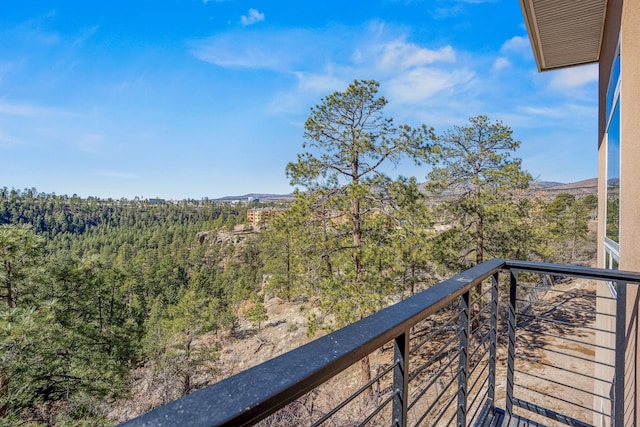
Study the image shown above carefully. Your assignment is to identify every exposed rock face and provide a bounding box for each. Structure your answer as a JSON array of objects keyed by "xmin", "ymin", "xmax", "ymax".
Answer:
[{"xmin": 196, "ymin": 231, "xmax": 209, "ymax": 245}]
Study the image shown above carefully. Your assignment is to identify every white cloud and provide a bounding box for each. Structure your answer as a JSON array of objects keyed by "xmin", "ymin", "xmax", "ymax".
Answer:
[
  {"xmin": 194, "ymin": 41, "xmax": 282, "ymax": 69},
  {"xmin": 0, "ymin": 130, "xmax": 21, "ymax": 146},
  {"xmin": 0, "ymin": 100, "xmax": 75, "ymax": 118},
  {"xmin": 377, "ymin": 42, "xmax": 455, "ymax": 71},
  {"xmin": 492, "ymin": 57, "xmax": 510, "ymax": 72},
  {"xmin": 241, "ymin": 8, "xmax": 265, "ymax": 26},
  {"xmin": 193, "ymin": 24, "xmax": 476, "ymax": 116},
  {"xmin": 267, "ymin": 72, "xmax": 349, "ymax": 115},
  {"xmin": 386, "ymin": 67, "xmax": 475, "ymax": 104},
  {"xmin": 192, "ymin": 25, "xmax": 456, "ymax": 78},
  {"xmin": 191, "ymin": 30, "xmax": 310, "ymax": 70},
  {"xmin": 72, "ymin": 25, "xmax": 99, "ymax": 47},
  {"xmin": 295, "ymin": 72, "xmax": 348, "ymax": 94},
  {"xmin": 547, "ymin": 64, "xmax": 598, "ymax": 90},
  {"xmin": 517, "ymin": 102, "xmax": 597, "ymax": 125},
  {"xmin": 500, "ymin": 35, "xmax": 531, "ymax": 58}
]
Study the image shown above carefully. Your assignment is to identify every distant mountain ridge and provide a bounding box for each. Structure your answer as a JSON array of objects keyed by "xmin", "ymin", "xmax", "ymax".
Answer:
[
  {"xmin": 533, "ymin": 178, "xmax": 598, "ymax": 195},
  {"xmin": 213, "ymin": 193, "xmax": 294, "ymax": 202},
  {"xmin": 214, "ymin": 178, "xmax": 598, "ymax": 202}
]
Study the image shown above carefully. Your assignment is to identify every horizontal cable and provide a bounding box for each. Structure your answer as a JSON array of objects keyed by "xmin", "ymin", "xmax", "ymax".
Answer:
[
  {"xmin": 470, "ymin": 306, "xmax": 492, "ymax": 331},
  {"xmin": 410, "ymin": 314, "xmax": 459, "ymax": 353},
  {"xmin": 468, "ymin": 379, "xmax": 489, "ymax": 424},
  {"xmin": 515, "ymin": 298, "xmax": 615, "ymax": 318},
  {"xmin": 408, "ymin": 349, "xmax": 459, "ymax": 411},
  {"xmin": 310, "ymin": 362, "xmax": 397, "ymax": 427},
  {"xmin": 429, "ymin": 383, "xmax": 458, "ymax": 427},
  {"xmin": 410, "ymin": 362, "xmax": 458, "ymax": 418},
  {"xmin": 517, "ymin": 284, "xmax": 599, "ymax": 299},
  {"xmin": 407, "ymin": 359, "xmax": 458, "ymax": 409},
  {"xmin": 468, "ymin": 343, "xmax": 490, "ymax": 376},
  {"xmin": 356, "ymin": 393, "xmax": 394, "ymax": 427},
  {"xmin": 468, "ymin": 361, "xmax": 489, "ymax": 396},
  {"xmin": 514, "ymin": 383, "xmax": 611, "ymax": 418},
  {"xmin": 409, "ymin": 332, "xmax": 460, "ymax": 382},
  {"xmin": 516, "ymin": 354, "xmax": 613, "ymax": 385},
  {"xmin": 470, "ymin": 318, "xmax": 492, "ymax": 344},
  {"xmin": 444, "ymin": 406, "xmax": 458, "ymax": 427},
  {"xmin": 518, "ymin": 344, "xmax": 615, "ymax": 368},
  {"xmin": 516, "ymin": 311, "xmax": 614, "ymax": 335},
  {"xmin": 471, "ymin": 286, "xmax": 492, "ymax": 307},
  {"xmin": 517, "ymin": 326, "xmax": 614, "ymax": 351},
  {"xmin": 515, "ymin": 368, "xmax": 611, "ymax": 400}
]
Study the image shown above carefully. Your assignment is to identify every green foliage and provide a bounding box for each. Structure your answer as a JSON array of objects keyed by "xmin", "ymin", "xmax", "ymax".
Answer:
[
  {"xmin": 0, "ymin": 224, "xmax": 43, "ymax": 308},
  {"xmin": 245, "ymin": 302, "xmax": 268, "ymax": 329},
  {"xmin": 143, "ymin": 286, "xmax": 225, "ymax": 403},
  {"xmin": 0, "ymin": 280, "xmax": 129, "ymax": 425},
  {"xmin": 0, "ymin": 194, "xmax": 259, "ymax": 423},
  {"xmin": 283, "ymin": 80, "xmax": 436, "ymax": 329},
  {"xmin": 427, "ymin": 115, "xmax": 532, "ymax": 268},
  {"xmin": 544, "ymin": 193, "xmax": 593, "ymax": 263}
]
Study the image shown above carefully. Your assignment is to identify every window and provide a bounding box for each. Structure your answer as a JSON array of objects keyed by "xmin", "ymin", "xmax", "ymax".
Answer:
[{"xmin": 604, "ymin": 45, "xmax": 620, "ymax": 270}]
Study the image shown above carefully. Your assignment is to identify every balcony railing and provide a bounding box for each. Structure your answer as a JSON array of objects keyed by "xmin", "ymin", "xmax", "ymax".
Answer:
[{"xmin": 121, "ymin": 259, "xmax": 640, "ymax": 427}]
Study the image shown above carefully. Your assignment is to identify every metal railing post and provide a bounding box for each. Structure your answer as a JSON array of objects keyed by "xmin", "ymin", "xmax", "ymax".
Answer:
[
  {"xmin": 506, "ymin": 270, "xmax": 517, "ymax": 418},
  {"xmin": 393, "ymin": 331, "xmax": 409, "ymax": 427},
  {"xmin": 457, "ymin": 290, "xmax": 470, "ymax": 426},
  {"xmin": 614, "ymin": 281, "xmax": 626, "ymax": 426},
  {"xmin": 488, "ymin": 272, "xmax": 499, "ymax": 409}
]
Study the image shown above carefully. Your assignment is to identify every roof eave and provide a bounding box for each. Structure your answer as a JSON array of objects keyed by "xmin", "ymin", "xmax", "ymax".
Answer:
[{"xmin": 518, "ymin": 0, "xmax": 607, "ymax": 72}]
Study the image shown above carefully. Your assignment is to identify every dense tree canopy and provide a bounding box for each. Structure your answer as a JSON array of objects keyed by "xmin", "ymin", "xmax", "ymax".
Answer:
[{"xmin": 0, "ymin": 87, "xmax": 597, "ymax": 426}]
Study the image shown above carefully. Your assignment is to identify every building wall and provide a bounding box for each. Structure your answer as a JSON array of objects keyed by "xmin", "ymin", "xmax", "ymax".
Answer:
[
  {"xmin": 619, "ymin": 0, "xmax": 640, "ymax": 273},
  {"xmin": 247, "ymin": 208, "xmax": 283, "ymax": 226},
  {"xmin": 596, "ymin": 1, "xmax": 640, "ymax": 424},
  {"xmin": 620, "ymin": 3, "xmax": 640, "ymax": 424}
]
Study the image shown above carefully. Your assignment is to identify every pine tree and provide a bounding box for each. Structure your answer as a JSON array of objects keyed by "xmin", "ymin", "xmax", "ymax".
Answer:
[
  {"xmin": 285, "ymin": 79, "xmax": 435, "ymax": 389},
  {"xmin": 427, "ymin": 115, "xmax": 532, "ymax": 274}
]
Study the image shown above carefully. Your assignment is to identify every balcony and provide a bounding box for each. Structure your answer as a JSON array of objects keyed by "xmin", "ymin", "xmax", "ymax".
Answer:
[{"xmin": 121, "ymin": 259, "xmax": 639, "ymax": 427}]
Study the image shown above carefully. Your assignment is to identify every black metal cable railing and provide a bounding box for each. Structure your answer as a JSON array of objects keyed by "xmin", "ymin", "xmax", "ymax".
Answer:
[{"xmin": 120, "ymin": 260, "xmax": 640, "ymax": 427}]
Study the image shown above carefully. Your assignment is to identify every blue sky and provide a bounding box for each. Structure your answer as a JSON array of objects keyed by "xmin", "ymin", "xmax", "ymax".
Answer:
[{"xmin": 0, "ymin": 0, "xmax": 598, "ymax": 199}]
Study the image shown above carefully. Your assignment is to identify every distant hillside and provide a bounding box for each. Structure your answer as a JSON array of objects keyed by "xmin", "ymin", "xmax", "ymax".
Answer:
[
  {"xmin": 213, "ymin": 193, "xmax": 294, "ymax": 202},
  {"xmin": 536, "ymin": 178, "xmax": 598, "ymax": 196},
  {"xmin": 531, "ymin": 180, "xmax": 564, "ymax": 188},
  {"xmin": 214, "ymin": 178, "xmax": 598, "ymax": 204}
]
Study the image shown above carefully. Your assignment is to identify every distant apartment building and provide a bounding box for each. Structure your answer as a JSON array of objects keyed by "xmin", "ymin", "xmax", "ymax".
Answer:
[{"xmin": 246, "ymin": 207, "xmax": 282, "ymax": 226}]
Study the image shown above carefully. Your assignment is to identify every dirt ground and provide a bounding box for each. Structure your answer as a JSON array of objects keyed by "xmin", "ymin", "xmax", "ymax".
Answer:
[{"xmin": 114, "ymin": 278, "xmax": 608, "ymax": 426}]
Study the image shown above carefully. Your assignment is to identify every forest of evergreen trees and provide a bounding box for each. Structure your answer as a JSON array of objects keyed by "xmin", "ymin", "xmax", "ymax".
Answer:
[{"xmin": 0, "ymin": 81, "xmax": 598, "ymax": 426}]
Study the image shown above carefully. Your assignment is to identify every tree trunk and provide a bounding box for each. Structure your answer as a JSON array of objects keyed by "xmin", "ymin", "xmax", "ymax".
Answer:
[
  {"xmin": 0, "ymin": 374, "xmax": 8, "ymax": 417},
  {"xmin": 353, "ymin": 197, "xmax": 362, "ymax": 291},
  {"xmin": 360, "ymin": 355, "xmax": 373, "ymax": 401},
  {"xmin": 322, "ymin": 217, "xmax": 332, "ymax": 275},
  {"xmin": 4, "ymin": 260, "xmax": 13, "ymax": 308},
  {"xmin": 475, "ymin": 214, "xmax": 484, "ymax": 295}
]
